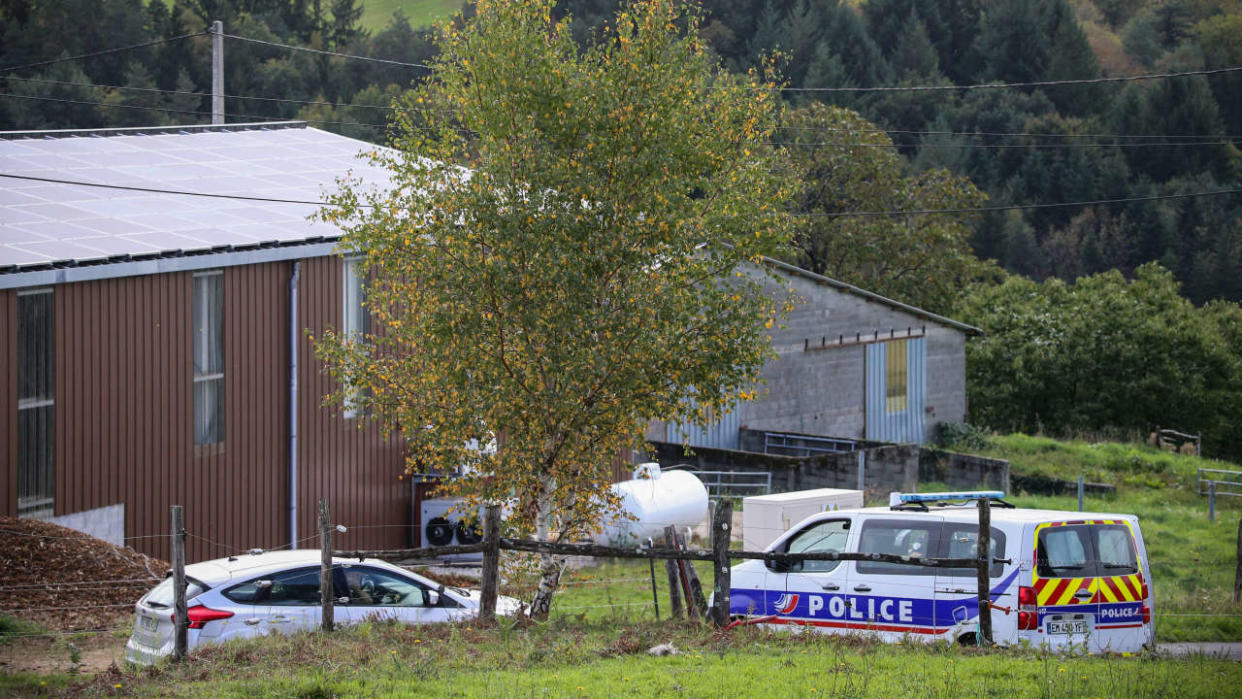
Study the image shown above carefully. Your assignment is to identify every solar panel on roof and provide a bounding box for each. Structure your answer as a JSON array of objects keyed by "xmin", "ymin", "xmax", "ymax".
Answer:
[{"xmin": 0, "ymin": 125, "xmax": 396, "ymax": 271}]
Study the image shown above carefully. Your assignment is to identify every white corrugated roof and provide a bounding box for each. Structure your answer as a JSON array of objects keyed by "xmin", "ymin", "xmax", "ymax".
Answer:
[{"xmin": 0, "ymin": 122, "xmax": 391, "ymax": 273}]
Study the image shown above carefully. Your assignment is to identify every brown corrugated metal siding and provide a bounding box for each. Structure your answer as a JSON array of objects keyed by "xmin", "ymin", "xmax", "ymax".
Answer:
[
  {"xmin": 0, "ymin": 290, "xmax": 15, "ymax": 516},
  {"xmin": 296, "ymin": 257, "xmax": 409, "ymax": 554},
  {"xmin": 1, "ymin": 257, "xmax": 410, "ymax": 562}
]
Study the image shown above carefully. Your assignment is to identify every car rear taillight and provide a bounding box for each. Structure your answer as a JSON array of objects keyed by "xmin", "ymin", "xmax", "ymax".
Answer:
[
  {"xmin": 186, "ymin": 605, "xmax": 234, "ymax": 629},
  {"xmin": 1018, "ymin": 586, "xmax": 1038, "ymax": 630}
]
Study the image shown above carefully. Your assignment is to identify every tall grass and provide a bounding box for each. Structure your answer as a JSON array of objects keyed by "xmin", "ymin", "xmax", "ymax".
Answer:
[{"xmin": 38, "ymin": 619, "xmax": 1242, "ymax": 697}]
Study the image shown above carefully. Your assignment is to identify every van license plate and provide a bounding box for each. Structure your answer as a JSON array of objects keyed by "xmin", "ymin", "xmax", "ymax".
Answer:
[
  {"xmin": 140, "ymin": 614, "xmax": 159, "ymax": 632},
  {"xmin": 1048, "ymin": 620, "xmax": 1089, "ymax": 635}
]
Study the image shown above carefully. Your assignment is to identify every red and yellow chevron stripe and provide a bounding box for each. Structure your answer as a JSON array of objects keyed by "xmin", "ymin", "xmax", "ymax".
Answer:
[
  {"xmin": 1034, "ymin": 575, "xmax": 1093, "ymax": 606},
  {"xmin": 1095, "ymin": 572, "xmax": 1144, "ymax": 603}
]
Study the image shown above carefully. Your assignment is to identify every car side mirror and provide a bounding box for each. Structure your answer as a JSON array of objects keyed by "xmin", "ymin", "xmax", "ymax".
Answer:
[
  {"xmin": 766, "ymin": 559, "xmax": 790, "ymax": 574},
  {"xmin": 425, "ymin": 590, "xmax": 440, "ymax": 607},
  {"xmin": 255, "ymin": 580, "xmax": 273, "ymax": 589}
]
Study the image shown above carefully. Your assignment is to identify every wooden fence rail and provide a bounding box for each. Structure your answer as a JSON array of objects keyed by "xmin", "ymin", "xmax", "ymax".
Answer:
[
  {"xmin": 327, "ymin": 498, "xmax": 1004, "ymax": 643},
  {"xmin": 163, "ymin": 500, "xmax": 1003, "ymax": 650}
]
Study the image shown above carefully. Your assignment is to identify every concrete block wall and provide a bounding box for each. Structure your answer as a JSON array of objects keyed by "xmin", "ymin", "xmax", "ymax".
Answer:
[
  {"xmin": 739, "ymin": 263, "xmax": 969, "ymax": 444},
  {"xmin": 918, "ymin": 449, "xmax": 1011, "ymax": 493}
]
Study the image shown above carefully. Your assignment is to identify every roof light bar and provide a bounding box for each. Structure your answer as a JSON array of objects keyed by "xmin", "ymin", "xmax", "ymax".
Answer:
[{"xmin": 888, "ymin": 490, "xmax": 1006, "ymax": 507}]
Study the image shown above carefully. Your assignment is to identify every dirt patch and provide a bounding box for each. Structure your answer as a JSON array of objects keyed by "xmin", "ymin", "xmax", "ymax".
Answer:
[
  {"xmin": 0, "ymin": 632, "xmax": 126, "ymax": 675},
  {"xmin": 0, "ymin": 516, "xmax": 167, "ymax": 633}
]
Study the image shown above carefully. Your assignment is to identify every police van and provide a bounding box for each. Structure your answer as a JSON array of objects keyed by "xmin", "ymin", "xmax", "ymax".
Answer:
[{"xmin": 727, "ymin": 491, "xmax": 1154, "ymax": 653}]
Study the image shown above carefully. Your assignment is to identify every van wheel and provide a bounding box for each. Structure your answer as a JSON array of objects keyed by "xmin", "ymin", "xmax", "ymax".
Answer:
[{"xmin": 956, "ymin": 632, "xmax": 977, "ymax": 647}]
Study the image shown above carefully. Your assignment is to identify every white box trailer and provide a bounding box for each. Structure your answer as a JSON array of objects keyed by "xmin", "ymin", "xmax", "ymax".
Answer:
[{"xmin": 742, "ymin": 488, "xmax": 865, "ymax": 552}]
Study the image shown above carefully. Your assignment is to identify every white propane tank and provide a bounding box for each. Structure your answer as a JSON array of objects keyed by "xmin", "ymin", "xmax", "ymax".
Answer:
[{"xmin": 595, "ymin": 463, "xmax": 709, "ymax": 546}]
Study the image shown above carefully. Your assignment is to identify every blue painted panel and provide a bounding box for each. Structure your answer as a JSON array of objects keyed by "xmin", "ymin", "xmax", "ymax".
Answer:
[
  {"xmin": 865, "ymin": 338, "xmax": 926, "ymax": 443},
  {"xmin": 666, "ymin": 398, "xmax": 741, "ymax": 450}
]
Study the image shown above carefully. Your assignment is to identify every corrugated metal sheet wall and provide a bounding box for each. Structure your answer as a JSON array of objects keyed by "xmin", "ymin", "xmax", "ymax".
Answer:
[
  {"xmin": 49, "ymin": 267, "xmax": 291, "ymax": 562},
  {"xmin": 665, "ymin": 395, "xmax": 741, "ymax": 451},
  {"xmin": 864, "ymin": 338, "xmax": 926, "ymax": 444},
  {"xmin": 0, "ymin": 258, "xmax": 410, "ymax": 561},
  {"xmin": 296, "ymin": 257, "xmax": 409, "ymax": 553},
  {"xmin": 0, "ymin": 290, "xmax": 15, "ymax": 516},
  {"xmin": 53, "ymin": 273, "xmax": 188, "ymax": 560}
]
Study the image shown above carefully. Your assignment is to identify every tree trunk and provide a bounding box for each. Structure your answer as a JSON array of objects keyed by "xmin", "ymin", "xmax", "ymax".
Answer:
[{"xmin": 528, "ymin": 476, "xmax": 564, "ymax": 621}]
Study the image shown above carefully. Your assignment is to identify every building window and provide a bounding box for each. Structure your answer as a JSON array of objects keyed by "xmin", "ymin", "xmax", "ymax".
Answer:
[
  {"xmin": 885, "ymin": 339, "xmax": 908, "ymax": 413},
  {"xmin": 343, "ymin": 258, "xmax": 370, "ymax": 418},
  {"xmin": 17, "ymin": 289, "xmax": 54, "ymax": 518},
  {"xmin": 193, "ymin": 271, "xmax": 224, "ymax": 445}
]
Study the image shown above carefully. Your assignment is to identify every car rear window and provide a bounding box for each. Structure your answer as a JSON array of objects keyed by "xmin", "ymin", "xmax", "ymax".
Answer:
[
  {"xmin": 1037, "ymin": 526, "xmax": 1090, "ymax": 578},
  {"xmin": 143, "ymin": 577, "xmax": 206, "ymax": 608},
  {"xmin": 1096, "ymin": 525, "xmax": 1139, "ymax": 576},
  {"xmin": 1037, "ymin": 523, "xmax": 1137, "ymax": 578}
]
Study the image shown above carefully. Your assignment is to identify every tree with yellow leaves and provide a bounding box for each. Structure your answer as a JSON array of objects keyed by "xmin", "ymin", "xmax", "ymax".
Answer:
[{"xmin": 317, "ymin": 0, "xmax": 791, "ymax": 619}]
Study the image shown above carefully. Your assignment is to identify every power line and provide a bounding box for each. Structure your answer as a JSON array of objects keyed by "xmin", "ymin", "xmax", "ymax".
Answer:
[
  {"xmin": 6, "ymin": 90, "xmax": 1237, "ymax": 151},
  {"xmin": 11, "ymin": 77, "xmax": 1241, "ymax": 143},
  {"xmin": 0, "ymin": 173, "xmax": 338, "ymax": 207},
  {"xmin": 0, "ymin": 92, "xmax": 391, "ymax": 130},
  {"xmin": 221, "ymin": 32, "xmax": 433, "ymax": 70},
  {"xmin": 0, "ymin": 32, "xmax": 207, "ymax": 74},
  {"xmin": 3, "ymin": 75, "xmax": 396, "ymax": 111},
  {"xmin": 770, "ymin": 65, "xmax": 1242, "ymax": 93},
  {"xmin": 775, "ymin": 124, "xmax": 1240, "ymax": 141},
  {"xmin": 773, "ymin": 140, "xmax": 1235, "ymax": 150},
  {"xmin": 2, "ymin": 173, "xmax": 1238, "ymax": 218},
  {"xmin": 799, "ymin": 188, "xmax": 1242, "ymax": 218}
]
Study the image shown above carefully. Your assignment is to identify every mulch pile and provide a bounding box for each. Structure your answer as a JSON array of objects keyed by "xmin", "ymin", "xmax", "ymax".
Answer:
[{"xmin": 0, "ymin": 516, "xmax": 167, "ymax": 633}]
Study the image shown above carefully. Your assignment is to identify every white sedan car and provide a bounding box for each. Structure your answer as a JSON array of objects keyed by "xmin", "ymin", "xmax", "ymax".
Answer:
[{"xmin": 125, "ymin": 550, "xmax": 519, "ymax": 665}]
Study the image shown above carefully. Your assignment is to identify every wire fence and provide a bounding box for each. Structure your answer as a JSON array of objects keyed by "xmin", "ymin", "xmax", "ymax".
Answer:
[{"xmin": 4, "ymin": 502, "xmax": 1242, "ymax": 645}]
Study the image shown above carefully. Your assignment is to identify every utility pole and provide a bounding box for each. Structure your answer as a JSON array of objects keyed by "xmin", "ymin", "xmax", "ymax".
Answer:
[{"xmin": 211, "ymin": 20, "xmax": 224, "ymax": 125}]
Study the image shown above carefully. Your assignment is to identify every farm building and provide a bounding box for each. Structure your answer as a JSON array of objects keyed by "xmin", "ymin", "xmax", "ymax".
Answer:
[
  {"xmin": 657, "ymin": 258, "xmax": 980, "ymax": 452},
  {"xmin": 0, "ymin": 121, "xmax": 977, "ymax": 561}
]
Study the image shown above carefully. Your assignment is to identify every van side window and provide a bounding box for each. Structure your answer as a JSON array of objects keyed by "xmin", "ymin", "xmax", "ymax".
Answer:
[
  {"xmin": 1096, "ymin": 525, "xmax": 1138, "ymax": 576},
  {"xmin": 1037, "ymin": 527, "xmax": 1090, "ymax": 578},
  {"xmin": 857, "ymin": 520, "xmax": 938, "ymax": 577},
  {"xmin": 941, "ymin": 525, "xmax": 1007, "ymax": 578},
  {"xmin": 785, "ymin": 519, "xmax": 850, "ymax": 573}
]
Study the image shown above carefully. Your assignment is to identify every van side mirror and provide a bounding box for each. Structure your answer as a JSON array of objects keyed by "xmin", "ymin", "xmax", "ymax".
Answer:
[
  {"xmin": 766, "ymin": 559, "xmax": 790, "ymax": 574},
  {"xmin": 426, "ymin": 590, "xmax": 440, "ymax": 607}
]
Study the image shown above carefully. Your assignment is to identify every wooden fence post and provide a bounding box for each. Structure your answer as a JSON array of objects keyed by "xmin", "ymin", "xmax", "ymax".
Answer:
[
  {"xmin": 663, "ymin": 526, "xmax": 684, "ymax": 619},
  {"xmin": 671, "ymin": 527, "xmax": 707, "ymax": 620},
  {"xmin": 711, "ymin": 499, "xmax": 733, "ymax": 627},
  {"xmin": 479, "ymin": 504, "xmax": 501, "ymax": 625},
  {"xmin": 319, "ymin": 499, "xmax": 334, "ymax": 632},
  {"xmin": 648, "ymin": 545, "xmax": 660, "ymax": 621},
  {"xmin": 977, "ymin": 497, "xmax": 993, "ymax": 646},
  {"xmin": 171, "ymin": 505, "xmax": 187, "ymax": 662}
]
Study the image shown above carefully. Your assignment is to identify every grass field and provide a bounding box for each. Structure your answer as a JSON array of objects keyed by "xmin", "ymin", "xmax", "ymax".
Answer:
[
  {"xmin": 5, "ymin": 614, "xmax": 1241, "ymax": 697},
  {"xmin": 360, "ymin": 0, "xmax": 464, "ymax": 31}
]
